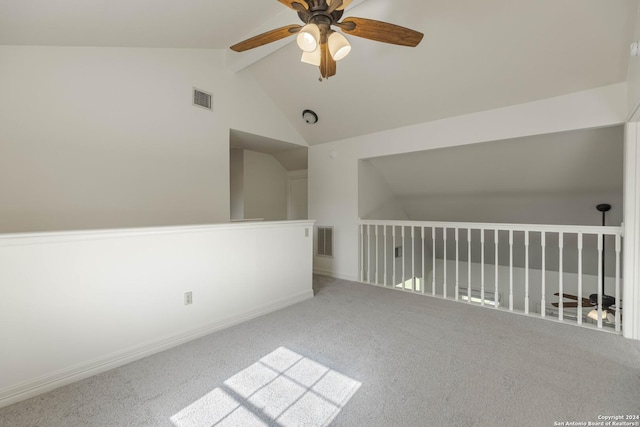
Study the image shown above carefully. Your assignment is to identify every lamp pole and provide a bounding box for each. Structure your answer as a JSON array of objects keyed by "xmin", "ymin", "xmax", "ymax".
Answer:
[{"xmin": 592, "ymin": 204, "xmax": 614, "ymax": 307}]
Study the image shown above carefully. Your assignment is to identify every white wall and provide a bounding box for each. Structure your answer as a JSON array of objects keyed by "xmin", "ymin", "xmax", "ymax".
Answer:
[
  {"xmin": 0, "ymin": 220, "xmax": 314, "ymax": 408},
  {"xmin": 358, "ymin": 159, "xmax": 408, "ymax": 220},
  {"xmin": 287, "ymin": 170, "xmax": 308, "ymax": 220},
  {"xmin": 364, "ymin": 125, "xmax": 624, "ymax": 226},
  {"xmin": 243, "ymin": 150, "xmax": 288, "ymax": 221},
  {"xmin": 628, "ymin": 3, "xmax": 640, "ymax": 117},
  {"xmin": 0, "ymin": 46, "xmax": 305, "ymax": 233},
  {"xmin": 309, "ymin": 84, "xmax": 627, "ymax": 281},
  {"xmin": 623, "ymin": 122, "xmax": 640, "ymax": 340},
  {"xmin": 400, "ymin": 192, "xmax": 624, "ymax": 226},
  {"xmin": 230, "ymin": 148, "xmax": 244, "ymax": 220}
]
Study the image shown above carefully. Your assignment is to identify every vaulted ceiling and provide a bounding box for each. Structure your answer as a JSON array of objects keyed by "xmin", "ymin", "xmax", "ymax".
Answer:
[{"xmin": 0, "ymin": 0, "xmax": 637, "ymax": 145}]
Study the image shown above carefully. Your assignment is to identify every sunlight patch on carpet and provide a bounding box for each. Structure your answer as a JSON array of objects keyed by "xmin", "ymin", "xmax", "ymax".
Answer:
[
  {"xmin": 170, "ymin": 346, "xmax": 361, "ymax": 427},
  {"xmin": 395, "ymin": 277, "xmax": 422, "ymax": 291}
]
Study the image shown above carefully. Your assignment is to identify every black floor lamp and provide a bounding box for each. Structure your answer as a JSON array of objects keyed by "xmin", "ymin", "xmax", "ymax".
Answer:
[{"xmin": 587, "ymin": 203, "xmax": 615, "ymax": 321}]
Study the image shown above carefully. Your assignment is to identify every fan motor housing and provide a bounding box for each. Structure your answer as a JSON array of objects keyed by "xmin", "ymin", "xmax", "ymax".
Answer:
[{"xmin": 297, "ymin": 0, "xmax": 343, "ymax": 24}]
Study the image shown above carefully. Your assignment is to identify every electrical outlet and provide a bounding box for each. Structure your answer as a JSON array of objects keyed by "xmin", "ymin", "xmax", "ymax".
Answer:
[{"xmin": 184, "ymin": 291, "xmax": 193, "ymax": 305}]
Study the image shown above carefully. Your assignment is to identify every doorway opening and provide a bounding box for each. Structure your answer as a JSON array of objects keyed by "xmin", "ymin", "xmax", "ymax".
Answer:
[{"xmin": 230, "ymin": 129, "xmax": 308, "ymax": 222}]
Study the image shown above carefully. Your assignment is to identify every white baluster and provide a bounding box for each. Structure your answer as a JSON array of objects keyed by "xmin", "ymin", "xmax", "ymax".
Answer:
[
  {"xmin": 468, "ymin": 228, "xmax": 472, "ymax": 304},
  {"xmin": 577, "ymin": 232, "xmax": 583, "ymax": 324},
  {"xmin": 367, "ymin": 224, "xmax": 372, "ymax": 283},
  {"xmin": 392, "ymin": 226, "xmax": 396, "ymax": 288},
  {"xmin": 443, "ymin": 227, "xmax": 447, "ymax": 298},
  {"xmin": 509, "ymin": 230, "xmax": 513, "ymax": 311},
  {"xmin": 375, "ymin": 225, "xmax": 379, "ymax": 284},
  {"xmin": 481, "ymin": 229, "xmax": 485, "ymax": 306},
  {"xmin": 455, "ymin": 228, "xmax": 459, "ymax": 301},
  {"xmin": 541, "ymin": 232, "xmax": 546, "ymax": 317},
  {"xmin": 524, "ymin": 230, "xmax": 529, "ymax": 314},
  {"xmin": 411, "ymin": 226, "xmax": 416, "ymax": 292},
  {"xmin": 558, "ymin": 232, "xmax": 563, "ymax": 321},
  {"xmin": 494, "ymin": 229, "xmax": 499, "ymax": 309},
  {"xmin": 360, "ymin": 224, "xmax": 364, "ymax": 282},
  {"xmin": 421, "ymin": 227, "xmax": 425, "ymax": 294},
  {"xmin": 384, "ymin": 226, "xmax": 388, "ymax": 287},
  {"xmin": 597, "ymin": 233, "xmax": 603, "ymax": 329},
  {"xmin": 615, "ymin": 233, "xmax": 621, "ymax": 332},
  {"xmin": 432, "ymin": 227, "xmax": 436, "ymax": 296},
  {"xmin": 402, "ymin": 226, "xmax": 406, "ymax": 290}
]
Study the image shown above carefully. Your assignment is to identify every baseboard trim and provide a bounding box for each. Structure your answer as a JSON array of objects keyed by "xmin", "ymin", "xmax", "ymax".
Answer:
[
  {"xmin": 0, "ymin": 289, "xmax": 314, "ymax": 409},
  {"xmin": 313, "ymin": 268, "xmax": 358, "ymax": 282}
]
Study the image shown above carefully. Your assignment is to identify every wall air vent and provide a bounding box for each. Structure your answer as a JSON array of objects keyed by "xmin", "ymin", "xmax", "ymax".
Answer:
[
  {"xmin": 317, "ymin": 226, "xmax": 334, "ymax": 257},
  {"xmin": 193, "ymin": 88, "xmax": 213, "ymax": 111}
]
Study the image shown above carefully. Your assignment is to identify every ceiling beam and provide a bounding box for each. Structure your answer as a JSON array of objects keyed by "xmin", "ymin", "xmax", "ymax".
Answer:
[{"xmin": 225, "ymin": 0, "xmax": 368, "ymax": 73}]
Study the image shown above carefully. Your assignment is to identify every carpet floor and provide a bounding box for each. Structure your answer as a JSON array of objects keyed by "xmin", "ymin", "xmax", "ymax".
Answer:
[{"xmin": 1, "ymin": 275, "xmax": 639, "ymax": 427}]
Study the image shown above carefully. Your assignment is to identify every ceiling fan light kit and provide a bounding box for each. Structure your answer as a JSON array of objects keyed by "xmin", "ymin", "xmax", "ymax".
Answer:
[
  {"xmin": 328, "ymin": 31, "xmax": 351, "ymax": 60},
  {"xmin": 297, "ymin": 23, "xmax": 321, "ymax": 52},
  {"xmin": 301, "ymin": 49, "xmax": 322, "ymax": 66},
  {"xmin": 230, "ymin": 0, "xmax": 424, "ymax": 79},
  {"xmin": 587, "ymin": 308, "xmax": 615, "ymax": 323}
]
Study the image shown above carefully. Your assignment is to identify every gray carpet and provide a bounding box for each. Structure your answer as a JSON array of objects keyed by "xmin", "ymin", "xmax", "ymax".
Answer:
[{"xmin": 2, "ymin": 275, "xmax": 639, "ymax": 427}]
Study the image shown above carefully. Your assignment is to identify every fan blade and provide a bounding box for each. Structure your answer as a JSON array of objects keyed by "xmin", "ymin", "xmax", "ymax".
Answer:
[
  {"xmin": 278, "ymin": 0, "xmax": 308, "ymax": 10},
  {"xmin": 326, "ymin": 0, "xmax": 343, "ymax": 14},
  {"xmin": 320, "ymin": 42, "xmax": 336, "ymax": 78},
  {"xmin": 332, "ymin": 0, "xmax": 352, "ymax": 10},
  {"xmin": 338, "ymin": 17, "xmax": 423, "ymax": 47},
  {"xmin": 552, "ymin": 302, "xmax": 581, "ymax": 308},
  {"xmin": 553, "ymin": 293, "xmax": 593, "ymax": 306},
  {"xmin": 230, "ymin": 25, "xmax": 301, "ymax": 52}
]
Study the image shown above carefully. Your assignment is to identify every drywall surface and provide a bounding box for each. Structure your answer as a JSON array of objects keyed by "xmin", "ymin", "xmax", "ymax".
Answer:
[
  {"xmin": 623, "ymin": 122, "xmax": 640, "ymax": 341},
  {"xmin": 0, "ymin": 220, "xmax": 314, "ymax": 407},
  {"xmin": 628, "ymin": 2, "xmax": 640, "ymax": 117},
  {"xmin": 400, "ymin": 193, "xmax": 624, "ymax": 227},
  {"xmin": 358, "ymin": 159, "xmax": 408, "ymax": 220},
  {"xmin": 0, "ymin": 46, "xmax": 305, "ymax": 233},
  {"xmin": 230, "ymin": 148, "xmax": 244, "ymax": 220},
  {"xmin": 273, "ymin": 147, "xmax": 308, "ymax": 172},
  {"xmin": 243, "ymin": 150, "xmax": 288, "ymax": 221},
  {"xmin": 309, "ymin": 83, "xmax": 627, "ymax": 280},
  {"xmin": 287, "ymin": 170, "xmax": 308, "ymax": 220},
  {"xmin": 365, "ymin": 125, "xmax": 624, "ymax": 226}
]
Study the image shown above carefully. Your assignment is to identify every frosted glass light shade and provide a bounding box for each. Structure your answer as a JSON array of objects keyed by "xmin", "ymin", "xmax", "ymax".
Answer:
[
  {"xmin": 587, "ymin": 308, "xmax": 610, "ymax": 322},
  {"xmin": 297, "ymin": 24, "xmax": 320, "ymax": 52},
  {"xmin": 301, "ymin": 49, "xmax": 321, "ymax": 66},
  {"xmin": 328, "ymin": 31, "xmax": 351, "ymax": 60},
  {"xmin": 587, "ymin": 309, "xmax": 600, "ymax": 321}
]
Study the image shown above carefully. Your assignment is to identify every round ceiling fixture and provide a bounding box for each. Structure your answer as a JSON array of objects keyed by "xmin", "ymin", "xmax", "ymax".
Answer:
[{"xmin": 302, "ymin": 109, "xmax": 318, "ymax": 124}]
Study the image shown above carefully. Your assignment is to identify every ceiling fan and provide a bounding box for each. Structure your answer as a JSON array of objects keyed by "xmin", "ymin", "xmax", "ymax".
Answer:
[
  {"xmin": 230, "ymin": 0, "xmax": 424, "ymax": 79},
  {"xmin": 552, "ymin": 293, "xmax": 618, "ymax": 322}
]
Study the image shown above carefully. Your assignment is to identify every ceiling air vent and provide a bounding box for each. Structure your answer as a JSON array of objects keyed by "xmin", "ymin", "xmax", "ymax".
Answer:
[
  {"xmin": 317, "ymin": 226, "xmax": 334, "ymax": 257},
  {"xmin": 193, "ymin": 88, "xmax": 213, "ymax": 111}
]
